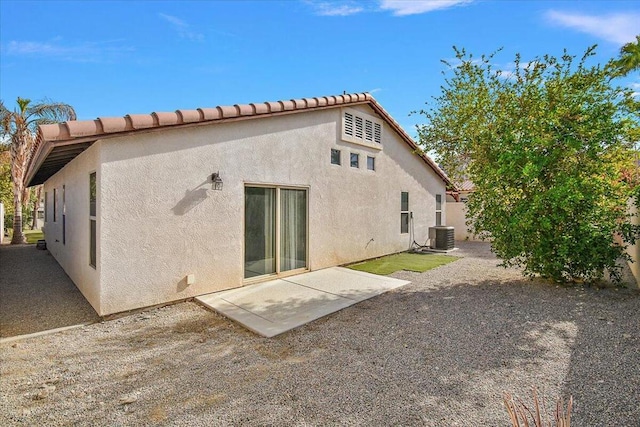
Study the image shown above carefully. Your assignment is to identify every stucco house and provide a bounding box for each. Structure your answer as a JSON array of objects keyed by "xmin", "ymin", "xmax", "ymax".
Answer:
[{"xmin": 25, "ymin": 93, "xmax": 452, "ymax": 316}]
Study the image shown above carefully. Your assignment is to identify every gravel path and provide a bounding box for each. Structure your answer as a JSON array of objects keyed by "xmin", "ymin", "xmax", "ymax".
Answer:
[
  {"xmin": 1, "ymin": 241, "xmax": 638, "ymax": 426},
  {"xmin": 0, "ymin": 244, "xmax": 99, "ymax": 338}
]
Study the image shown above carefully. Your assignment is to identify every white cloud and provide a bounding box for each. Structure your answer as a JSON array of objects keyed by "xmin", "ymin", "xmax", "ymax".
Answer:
[
  {"xmin": 306, "ymin": 0, "xmax": 472, "ymax": 17},
  {"xmin": 304, "ymin": 1, "xmax": 363, "ymax": 16},
  {"xmin": 441, "ymin": 56, "xmax": 483, "ymax": 69},
  {"xmin": 159, "ymin": 13, "xmax": 204, "ymax": 41},
  {"xmin": 4, "ymin": 39, "xmax": 134, "ymax": 62},
  {"xmin": 319, "ymin": 3, "xmax": 363, "ymax": 16},
  {"xmin": 379, "ymin": 0, "xmax": 473, "ymax": 16},
  {"xmin": 6, "ymin": 41, "xmax": 70, "ymax": 56},
  {"xmin": 369, "ymin": 88, "xmax": 383, "ymax": 94},
  {"xmin": 545, "ymin": 10, "xmax": 640, "ymax": 45}
]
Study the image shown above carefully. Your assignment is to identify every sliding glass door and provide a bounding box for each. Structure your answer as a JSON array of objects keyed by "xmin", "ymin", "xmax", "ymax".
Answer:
[
  {"xmin": 244, "ymin": 186, "xmax": 307, "ymax": 279},
  {"xmin": 280, "ymin": 189, "xmax": 307, "ymax": 272},
  {"xmin": 244, "ymin": 187, "xmax": 276, "ymax": 278}
]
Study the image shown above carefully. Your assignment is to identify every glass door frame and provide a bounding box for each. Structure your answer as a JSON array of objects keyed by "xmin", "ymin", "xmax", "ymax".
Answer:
[{"xmin": 243, "ymin": 183, "xmax": 310, "ymax": 284}]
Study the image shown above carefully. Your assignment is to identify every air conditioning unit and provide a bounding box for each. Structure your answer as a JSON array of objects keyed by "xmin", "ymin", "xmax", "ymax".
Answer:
[{"xmin": 429, "ymin": 226, "xmax": 455, "ymax": 250}]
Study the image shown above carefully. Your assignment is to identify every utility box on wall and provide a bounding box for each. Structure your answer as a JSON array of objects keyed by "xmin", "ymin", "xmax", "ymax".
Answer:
[{"xmin": 429, "ymin": 226, "xmax": 455, "ymax": 250}]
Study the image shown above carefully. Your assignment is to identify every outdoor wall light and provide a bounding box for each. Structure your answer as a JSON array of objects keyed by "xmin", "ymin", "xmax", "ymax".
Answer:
[{"xmin": 211, "ymin": 172, "xmax": 223, "ymax": 191}]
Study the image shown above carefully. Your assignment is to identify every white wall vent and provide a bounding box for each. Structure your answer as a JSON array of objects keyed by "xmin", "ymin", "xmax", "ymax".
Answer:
[{"xmin": 342, "ymin": 107, "xmax": 383, "ymax": 148}]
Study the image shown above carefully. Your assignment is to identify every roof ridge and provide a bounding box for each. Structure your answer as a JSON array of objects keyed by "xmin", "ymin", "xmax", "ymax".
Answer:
[{"xmin": 37, "ymin": 92, "xmax": 372, "ymax": 143}]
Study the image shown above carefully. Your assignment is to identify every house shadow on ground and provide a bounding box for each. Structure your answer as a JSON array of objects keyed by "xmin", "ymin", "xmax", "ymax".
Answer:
[{"xmin": 0, "ymin": 244, "xmax": 99, "ymax": 338}]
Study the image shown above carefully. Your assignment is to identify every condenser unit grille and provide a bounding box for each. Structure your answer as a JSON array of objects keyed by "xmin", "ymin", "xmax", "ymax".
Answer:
[{"xmin": 429, "ymin": 226, "xmax": 455, "ymax": 250}]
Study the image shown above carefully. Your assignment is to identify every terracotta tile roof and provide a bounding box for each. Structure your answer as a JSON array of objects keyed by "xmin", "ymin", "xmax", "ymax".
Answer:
[
  {"xmin": 458, "ymin": 180, "xmax": 475, "ymax": 192},
  {"xmin": 26, "ymin": 93, "xmax": 452, "ymax": 188}
]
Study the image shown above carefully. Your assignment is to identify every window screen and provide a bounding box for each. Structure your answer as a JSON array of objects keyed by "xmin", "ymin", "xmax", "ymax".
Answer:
[
  {"xmin": 401, "ymin": 192, "xmax": 409, "ymax": 212},
  {"xmin": 401, "ymin": 192, "xmax": 409, "ymax": 234},
  {"xmin": 367, "ymin": 156, "xmax": 375, "ymax": 171},
  {"xmin": 331, "ymin": 149, "xmax": 341, "ymax": 165},
  {"xmin": 350, "ymin": 153, "xmax": 359, "ymax": 168},
  {"xmin": 89, "ymin": 172, "xmax": 97, "ymax": 268}
]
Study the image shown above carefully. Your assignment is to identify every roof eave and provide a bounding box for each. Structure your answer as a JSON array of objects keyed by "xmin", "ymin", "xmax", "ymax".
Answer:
[
  {"xmin": 25, "ymin": 92, "xmax": 453, "ymax": 189},
  {"xmin": 366, "ymin": 99, "xmax": 453, "ymax": 188},
  {"xmin": 25, "ymin": 139, "xmax": 54, "ymax": 187}
]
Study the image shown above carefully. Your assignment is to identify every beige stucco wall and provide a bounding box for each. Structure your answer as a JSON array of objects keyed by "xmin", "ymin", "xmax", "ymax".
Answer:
[
  {"xmin": 44, "ymin": 105, "xmax": 446, "ymax": 315},
  {"xmin": 625, "ymin": 199, "xmax": 639, "ymax": 287},
  {"xmin": 0, "ymin": 202, "xmax": 4, "ymax": 244},
  {"xmin": 447, "ymin": 201, "xmax": 482, "ymax": 241},
  {"xmin": 43, "ymin": 142, "xmax": 101, "ymax": 313}
]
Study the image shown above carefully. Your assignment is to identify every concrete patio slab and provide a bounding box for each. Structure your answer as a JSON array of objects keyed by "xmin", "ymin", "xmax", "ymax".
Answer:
[
  {"xmin": 196, "ymin": 267, "xmax": 410, "ymax": 337},
  {"xmin": 289, "ymin": 267, "xmax": 410, "ymax": 302}
]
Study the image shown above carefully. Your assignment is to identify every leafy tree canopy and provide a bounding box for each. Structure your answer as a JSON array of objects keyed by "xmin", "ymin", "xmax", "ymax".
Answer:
[
  {"xmin": 417, "ymin": 46, "xmax": 639, "ymax": 283},
  {"xmin": 0, "ymin": 149, "xmax": 12, "ymax": 218}
]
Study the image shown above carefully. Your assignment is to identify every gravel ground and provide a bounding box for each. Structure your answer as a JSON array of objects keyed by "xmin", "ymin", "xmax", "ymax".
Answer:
[{"xmin": 0, "ymin": 241, "xmax": 638, "ymax": 426}]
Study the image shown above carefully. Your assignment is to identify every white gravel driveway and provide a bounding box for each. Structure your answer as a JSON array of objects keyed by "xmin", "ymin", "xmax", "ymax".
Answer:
[{"xmin": 1, "ymin": 242, "xmax": 638, "ymax": 426}]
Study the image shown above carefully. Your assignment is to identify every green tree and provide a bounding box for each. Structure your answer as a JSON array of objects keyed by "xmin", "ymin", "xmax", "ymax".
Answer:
[
  {"xmin": 611, "ymin": 35, "xmax": 640, "ymax": 77},
  {"xmin": 0, "ymin": 148, "xmax": 12, "ymax": 230},
  {"xmin": 610, "ymin": 35, "xmax": 640, "ymax": 184},
  {"xmin": 0, "ymin": 98, "xmax": 76, "ymax": 244},
  {"xmin": 417, "ymin": 46, "xmax": 639, "ymax": 283}
]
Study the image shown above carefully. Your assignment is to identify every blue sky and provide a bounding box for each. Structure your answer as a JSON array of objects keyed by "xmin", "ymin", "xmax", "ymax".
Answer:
[{"xmin": 1, "ymin": 0, "xmax": 638, "ymax": 134}]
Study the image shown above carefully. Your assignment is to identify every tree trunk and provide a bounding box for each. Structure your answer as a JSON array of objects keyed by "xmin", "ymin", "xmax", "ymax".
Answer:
[
  {"xmin": 30, "ymin": 186, "xmax": 41, "ymax": 230},
  {"xmin": 11, "ymin": 187, "xmax": 24, "ymax": 244},
  {"xmin": 9, "ymin": 123, "xmax": 31, "ymax": 245}
]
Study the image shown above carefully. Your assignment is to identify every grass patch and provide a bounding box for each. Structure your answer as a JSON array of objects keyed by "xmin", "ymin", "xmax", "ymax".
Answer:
[
  {"xmin": 5, "ymin": 228, "xmax": 44, "ymax": 244},
  {"xmin": 24, "ymin": 230, "xmax": 44, "ymax": 244},
  {"xmin": 348, "ymin": 252, "xmax": 459, "ymax": 276}
]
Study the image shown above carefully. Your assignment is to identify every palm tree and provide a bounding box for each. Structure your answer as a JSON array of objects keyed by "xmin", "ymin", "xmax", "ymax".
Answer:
[
  {"xmin": 0, "ymin": 98, "xmax": 76, "ymax": 244},
  {"xmin": 612, "ymin": 35, "xmax": 640, "ymax": 77}
]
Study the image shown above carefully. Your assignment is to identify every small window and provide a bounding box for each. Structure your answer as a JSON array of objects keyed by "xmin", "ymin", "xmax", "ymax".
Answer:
[
  {"xmin": 89, "ymin": 172, "xmax": 97, "ymax": 269},
  {"xmin": 331, "ymin": 149, "xmax": 341, "ymax": 165},
  {"xmin": 367, "ymin": 156, "xmax": 375, "ymax": 171},
  {"xmin": 350, "ymin": 153, "xmax": 359, "ymax": 168},
  {"xmin": 436, "ymin": 194, "xmax": 442, "ymax": 226},
  {"xmin": 53, "ymin": 188, "xmax": 57, "ymax": 222},
  {"xmin": 44, "ymin": 192, "xmax": 48, "ymax": 222},
  {"xmin": 62, "ymin": 185, "xmax": 66, "ymax": 245},
  {"xmin": 90, "ymin": 219, "xmax": 96, "ymax": 268},
  {"xmin": 401, "ymin": 192, "xmax": 409, "ymax": 234},
  {"xmin": 90, "ymin": 172, "xmax": 96, "ymax": 216}
]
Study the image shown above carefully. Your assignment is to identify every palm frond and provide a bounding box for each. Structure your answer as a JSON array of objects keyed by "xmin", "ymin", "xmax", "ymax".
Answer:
[
  {"xmin": 26, "ymin": 100, "xmax": 76, "ymax": 130},
  {"xmin": 0, "ymin": 100, "xmax": 12, "ymax": 137},
  {"xmin": 504, "ymin": 389, "xmax": 572, "ymax": 427}
]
